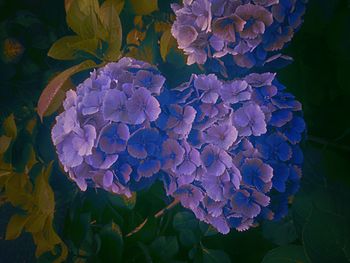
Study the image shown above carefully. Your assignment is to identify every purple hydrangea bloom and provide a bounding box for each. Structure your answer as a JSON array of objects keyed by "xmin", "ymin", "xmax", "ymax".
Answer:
[
  {"xmin": 171, "ymin": 0, "xmax": 307, "ymax": 75},
  {"xmin": 52, "ymin": 58, "xmax": 166, "ymax": 196},
  {"xmin": 233, "ymin": 103, "xmax": 267, "ymax": 136},
  {"xmin": 158, "ymin": 72, "xmax": 305, "ymax": 234}
]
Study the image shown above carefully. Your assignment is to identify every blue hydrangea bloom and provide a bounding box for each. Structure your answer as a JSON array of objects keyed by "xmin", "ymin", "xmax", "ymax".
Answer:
[
  {"xmin": 171, "ymin": 0, "xmax": 307, "ymax": 76},
  {"xmin": 158, "ymin": 72, "xmax": 305, "ymax": 233}
]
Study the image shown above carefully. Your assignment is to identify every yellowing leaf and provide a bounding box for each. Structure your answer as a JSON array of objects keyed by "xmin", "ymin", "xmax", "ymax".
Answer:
[
  {"xmin": 5, "ymin": 214, "xmax": 29, "ymax": 240},
  {"xmin": 155, "ymin": 21, "xmax": 171, "ymax": 33},
  {"xmin": 64, "ymin": 0, "xmax": 74, "ymax": 12},
  {"xmin": 5, "ymin": 173, "xmax": 33, "ymax": 209},
  {"xmin": 100, "ymin": 0, "xmax": 123, "ymax": 61},
  {"xmin": 160, "ymin": 29, "xmax": 172, "ymax": 62},
  {"xmin": 48, "ymin": 35, "xmax": 82, "ymax": 60},
  {"xmin": 66, "ymin": 0, "xmax": 107, "ymax": 40},
  {"xmin": 127, "ymin": 29, "xmax": 146, "ymax": 46},
  {"xmin": 127, "ymin": 27, "xmax": 159, "ymax": 64},
  {"xmin": 0, "ymin": 135, "xmax": 11, "ymax": 154},
  {"xmin": 122, "ymin": 192, "xmax": 137, "ymax": 209},
  {"xmin": 25, "ymin": 144, "xmax": 37, "ymax": 172},
  {"xmin": 3, "ymin": 114, "xmax": 17, "ymax": 138},
  {"xmin": 0, "ymin": 170, "xmax": 11, "ymax": 177},
  {"xmin": 34, "ymin": 163, "xmax": 55, "ymax": 215},
  {"xmin": 26, "ymin": 118, "xmax": 37, "ymax": 134},
  {"xmin": 127, "ymin": 0, "xmax": 158, "ymax": 15},
  {"xmin": 37, "ymin": 60, "xmax": 96, "ymax": 120},
  {"xmin": 25, "ymin": 211, "xmax": 47, "ymax": 233}
]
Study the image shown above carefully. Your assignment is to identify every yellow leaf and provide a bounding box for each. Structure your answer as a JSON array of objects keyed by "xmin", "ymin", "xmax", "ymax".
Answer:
[
  {"xmin": 126, "ymin": 29, "xmax": 146, "ymax": 46},
  {"xmin": 122, "ymin": 192, "xmax": 137, "ymax": 209},
  {"xmin": 5, "ymin": 173, "xmax": 33, "ymax": 209},
  {"xmin": 5, "ymin": 214, "xmax": 29, "ymax": 240},
  {"xmin": 100, "ymin": 0, "xmax": 123, "ymax": 61},
  {"xmin": 48, "ymin": 35, "xmax": 82, "ymax": 60},
  {"xmin": 33, "ymin": 215, "xmax": 67, "ymax": 262},
  {"xmin": 0, "ymin": 170, "xmax": 11, "ymax": 177},
  {"xmin": 37, "ymin": 60, "xmax": 96, "ymax": 121},
  {"xmin": 25, "ymin": 144, "xmax": 37, "ymax": 172},
  {"xmin": 3, "ymin": 114, "xmax": 17, "ymax": 138},
  {"xmin": 34, "ymin": 163, "xmax": 55, "ymax": 215},
  {"xmin": 155, "ymin": 21, "xmax": 171, "ymax": 33},
  {"xmin": 26, "ymin": 118, "xmax": 37, "ymax": 134},
  {"xmin": 160, "ymin": 29, "xmax": 172, "ymax": 62},
  {"xmin": 69, "ymin": 38, "xmax": 99, "ymax": 57},
  {"xmin": 25, "ymin": 211, "xmax": 47, "ymax": 233},
  {"xmin": 66, "ymin": 0, "xmax": 107, "ymax": 40},
  {"xmin": 127, "ymin": 0, "xmax": 158, "ymax": 15},
  {"xmin": 0, "ymin": 135, "xmax": 11, "ymax": 154},
  {"xmin": 65, "ymin": 0, "xmax": 74, "ymax": 12}
]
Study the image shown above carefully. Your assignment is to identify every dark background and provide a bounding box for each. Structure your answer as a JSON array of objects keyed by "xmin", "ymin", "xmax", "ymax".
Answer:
[{"xmin": 0, "ymin": 0, "xmax": 350, "ymax": 262}]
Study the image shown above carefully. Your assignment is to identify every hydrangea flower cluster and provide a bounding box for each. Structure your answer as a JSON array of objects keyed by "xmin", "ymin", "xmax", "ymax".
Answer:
[
  {"xmin": 52, "ymin": 58, "xmax": 305, "ymax": 234},
  {"xmin": 52, "ymin": 58, "xmax": 168, "ymax": 197},
  {"xmin": 171, "ymin": 0, "xmax": 307, "ymax": 74},
  {"xmin": 157, "ymin": 72, "xmax": 305, "ymax": 233}
]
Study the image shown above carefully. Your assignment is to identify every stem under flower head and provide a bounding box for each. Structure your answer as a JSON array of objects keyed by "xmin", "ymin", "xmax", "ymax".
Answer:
[{"xmin": 126, "ymin": 199, "xmax": 180, "ymax": 237}]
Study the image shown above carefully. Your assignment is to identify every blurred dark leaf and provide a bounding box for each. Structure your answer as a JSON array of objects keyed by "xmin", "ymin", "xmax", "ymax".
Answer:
[
  {"xmin": 302, "ymin": 206, "xmax": 348, "ymax": 263},
  {"xmin": 178, "ymin": 229, "xmax": 199, "ymax": 247},
  {"xmin": 262, "ymin": 245, "xmax": 309, "ymax": 263},
  {"xmin": 262, "ymin": 215, "xmax": 298, "ymax": 246},
  {"xmin": 149, "ymin": 236, "xmax": 179, "ymax": 261},
  {"xmin": 201, "ymin": 248, "xmax": 231, "ymax": 263},
  {"xmin": 98, "ymin": 222, "xmax": 123, "ymax": 262},
  {"xmin": 173, "ymin": 211, "xmax": 198, "ymax": 231}
]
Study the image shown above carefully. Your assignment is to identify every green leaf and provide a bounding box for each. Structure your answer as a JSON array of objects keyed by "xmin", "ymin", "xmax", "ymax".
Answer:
[
  {"xmin": 3, "ymin": 114, "xmax": 17, "ymax": 138},
  {"xmin": 127, "ymin": 0, "xmax": 158, "ymax": 15},
  {"xmin": 98, "ymin": 222, "xmax": 124, "ymax": 262},
  {"xmin": 262, "ymin": 215, "xmax": 298, "ymax": 246},
  {"xmin": 302, "ymin": 206, "xmax": 348, "ymax": 262},
  {"xmin": 202, "ymin": 249, "xmax": 231, "ymax": 263},
  {"xmin": 149, "ymin": 236, "xmax": 179, "ymax": 261},
  {"xmin": 262, "ymin": 245, "xmax": 309, "ymax": 263},
  {"xmin": 108, "ymin": 192, "xmax": 136, "ymax": 210},
  {"xmin": 48, "ymin": 35, "xmax": 99, "ymax": 60},
  {"xmin": 66, "ymin": 0, "xmax": 107, "ymax": 40},
  {"xmin": 100, "ymin": 0, "xmax": 123, "ymax": 61},
  {"xmin": 173, "ymin": 211, "xmax": 198, "ymax": 231},
  {"xmin": 37, "ymin": 60, "xmax": 96, "ymax": 120},
  {"xmin": 199, "ymin": 221, "xmax": 218, "ymax": 237},
  {"xmin": 179, "ymin": 229, "xmax": 199, "ymax": 247},
  {"xmin": 5, "ymin": 214, "xmax": 29, "ymax": 240}
]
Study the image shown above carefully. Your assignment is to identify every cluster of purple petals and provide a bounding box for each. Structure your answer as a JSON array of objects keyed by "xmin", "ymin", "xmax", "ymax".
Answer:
[
  {"xmin": 171, "ymin": 0, "xmax": 307, "ymax": 74},
  {"xmin": 51, "ymin": 58, "xmax": 305, "ymax": 234},
  {"xmin": 52, "ymin": 57, "xmax": 168, "ymax": 196},
  {"xmin": 157, "ymin": 72, "xmax": 305, "ymax": 233}
]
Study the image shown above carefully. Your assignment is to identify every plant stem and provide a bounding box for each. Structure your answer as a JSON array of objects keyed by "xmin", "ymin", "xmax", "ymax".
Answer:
[
  {"xmin": 126, "ymin": 199, "xmax": 180, "ymax": 238},
  {"xmin": 308, "ymin": 135, "xmax": 350, "ymax": 153}
]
